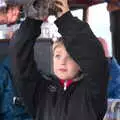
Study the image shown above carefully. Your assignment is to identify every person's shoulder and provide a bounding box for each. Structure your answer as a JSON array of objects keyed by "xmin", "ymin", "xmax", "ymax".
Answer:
[
  {"xmin": 111, "ymin": 57, "xmax": 120, "ymax": 70},
  {"xmin": 0, "ymin": 57, "xmax": 11, "ymax": 82}
]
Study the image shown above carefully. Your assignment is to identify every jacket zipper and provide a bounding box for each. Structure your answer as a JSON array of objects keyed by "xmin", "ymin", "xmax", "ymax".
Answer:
[{"xmin": 64, "ymin": 80, "xmax": 67, "ymax": 91}]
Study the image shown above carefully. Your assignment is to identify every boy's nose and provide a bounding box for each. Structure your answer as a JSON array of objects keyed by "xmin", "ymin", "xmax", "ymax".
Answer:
[{"xmin": 60, "ymin": 57, "xmax": 66, "ymax": 65}]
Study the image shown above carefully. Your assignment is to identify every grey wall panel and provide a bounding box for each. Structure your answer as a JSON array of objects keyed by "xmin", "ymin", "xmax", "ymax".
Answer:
[
  {"xmin": 0, "ymin": 39, "xmax": 53, "ymax": 74},
  {"xmin": 34, "ymin": 38, "xmax": 53, "ymax": 74}
]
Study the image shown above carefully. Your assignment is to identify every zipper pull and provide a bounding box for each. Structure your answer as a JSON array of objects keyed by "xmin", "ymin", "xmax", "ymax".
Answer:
[{"xmin": 64, "ymin": 80, "xmax": 67, "ymax": 91}]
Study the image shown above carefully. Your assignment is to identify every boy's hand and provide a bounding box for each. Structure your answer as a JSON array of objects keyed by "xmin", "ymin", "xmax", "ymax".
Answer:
[{"xmin": 55, "ymin": 0, "xmax": 70, "ymax": 17}]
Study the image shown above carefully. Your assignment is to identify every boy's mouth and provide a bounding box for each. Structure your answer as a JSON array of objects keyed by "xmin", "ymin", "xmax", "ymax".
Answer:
[{"xmin": 59, "ymin": 68, "xmax": 67, "ymax": 72}]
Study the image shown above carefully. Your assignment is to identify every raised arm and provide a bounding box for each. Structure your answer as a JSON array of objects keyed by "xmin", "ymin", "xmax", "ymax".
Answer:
[
  {"xmin": 55, "ymin": 0, "xmax": 109, "ymax": 118},
  {"xmin": 9, "ymin": 17, "xmax": 44, "ymax": 117}
]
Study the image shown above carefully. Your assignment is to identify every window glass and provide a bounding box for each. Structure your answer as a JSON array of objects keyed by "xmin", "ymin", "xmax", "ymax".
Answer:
[
  {"xmin": 71, "ymin": 9, "xmax": 83, "ymax": 20},
  {"xmin": 88, "ymin": 3, "xmax": 112, "ymax": 57}
]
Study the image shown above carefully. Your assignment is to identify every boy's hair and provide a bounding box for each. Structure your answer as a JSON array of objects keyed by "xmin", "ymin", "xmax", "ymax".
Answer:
[{"xmin": 52, "ymin": 37, "xmax": 64, "ymax": 52}]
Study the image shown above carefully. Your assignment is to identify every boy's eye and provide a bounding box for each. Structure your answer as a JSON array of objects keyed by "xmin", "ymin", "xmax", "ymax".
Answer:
[{"xmin": 55, "ymin": 54, "xmax": 61, "ymax": 58}]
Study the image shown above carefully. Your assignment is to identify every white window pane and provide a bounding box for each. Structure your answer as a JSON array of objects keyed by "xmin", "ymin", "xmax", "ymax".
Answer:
[{"xmin": 88, "ymin": 3, "xmax": 112, "ymax": 57}]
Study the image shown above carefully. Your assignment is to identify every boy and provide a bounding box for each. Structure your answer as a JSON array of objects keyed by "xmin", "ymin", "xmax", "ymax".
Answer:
[{"xmin": 9, "ymin": 0, "xmax": 109, "ymax": 119}]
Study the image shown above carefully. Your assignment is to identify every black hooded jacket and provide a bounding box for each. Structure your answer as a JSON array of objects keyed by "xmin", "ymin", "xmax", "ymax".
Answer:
[{"xmin": 10, "ymin": 11, "xmax": 109, "ymax": 120}]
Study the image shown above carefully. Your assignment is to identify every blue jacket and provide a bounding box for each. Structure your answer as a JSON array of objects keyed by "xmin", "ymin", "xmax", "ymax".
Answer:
[
  {"xmin": 0, "ymin": 57, "xmax": 32, "ymax": 120},
  {"xmin": 108, "ymin": 57, "xmax": 120, "ymax": 99}
]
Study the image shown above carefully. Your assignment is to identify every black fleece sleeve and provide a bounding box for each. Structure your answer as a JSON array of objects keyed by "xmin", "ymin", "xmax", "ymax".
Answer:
[
  {"xmin": 55, "ymin": 11, "xmax": 109, "ymax": 119},
  {"xmin": 9, "ymin": 17, "xmax": 45, "ymax": 118}
]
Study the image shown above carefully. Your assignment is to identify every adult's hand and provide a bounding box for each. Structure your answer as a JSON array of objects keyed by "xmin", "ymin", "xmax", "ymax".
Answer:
[
  {"xmin": 0, "ymin": 5, "xmax": 20, "ymax": 24},
  {"xmin": 7, "ymin": 5, "xmax": 20, "ymax": 24}
]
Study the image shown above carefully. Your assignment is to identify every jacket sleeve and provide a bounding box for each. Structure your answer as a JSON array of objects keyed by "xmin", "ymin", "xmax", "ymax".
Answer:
[
  {"xmin": 55, "ymin": 11, "xmax": 109, "ymax": 119},
  {"xmin": 0, "ymin": 62, "xmax": 12, "ymax": 119},
  {"xmin": 108, "ymin": 57, "xmax": 120, "ymax": 99},
  {"xmin": 9, "ymin": 17, "xmax": 45, "ymax": 118}
]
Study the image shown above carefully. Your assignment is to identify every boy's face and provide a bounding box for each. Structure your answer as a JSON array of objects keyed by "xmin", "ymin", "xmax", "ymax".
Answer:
[{"xmin": 53, "ymin": 45, "xmax": 80, "ymax": 80}]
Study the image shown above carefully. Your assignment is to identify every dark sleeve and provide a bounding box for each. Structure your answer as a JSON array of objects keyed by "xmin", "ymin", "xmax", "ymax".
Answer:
[
  {"xmin": 9, "ymin": 17, "xmax": 46, "ymax": 117},
  {"xmin": 55, "ymin": 11, "xmax": 109, "ymax": 119}
]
